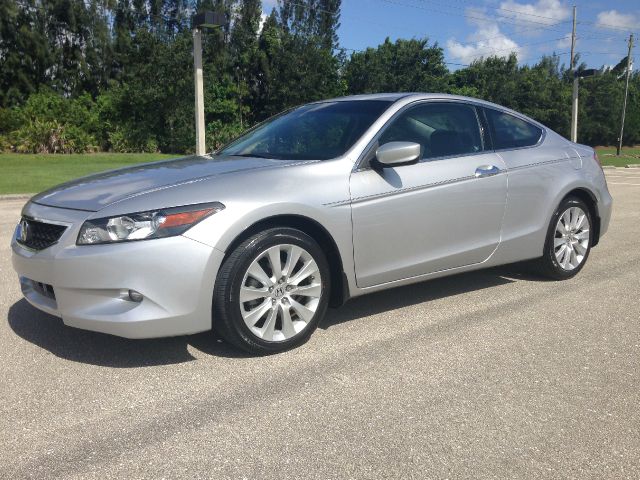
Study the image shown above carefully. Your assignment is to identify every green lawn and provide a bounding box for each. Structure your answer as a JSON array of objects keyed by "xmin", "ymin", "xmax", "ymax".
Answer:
[
  {"xmin": 1, "ymin": 147, "xmax": 639, "ymax": 195},
  {"xmin": 595, "ymin": 146, "xmax": 640, "ymax": 167},
  {"xmin": 0, "ymin": 153, "xmax": 177, "ymax": 194}
]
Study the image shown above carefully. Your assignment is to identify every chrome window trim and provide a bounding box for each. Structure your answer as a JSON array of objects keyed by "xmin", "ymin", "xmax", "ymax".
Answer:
[{"xmin": 353, "ymin": 99, "xmax": 489, "ymax": 172}]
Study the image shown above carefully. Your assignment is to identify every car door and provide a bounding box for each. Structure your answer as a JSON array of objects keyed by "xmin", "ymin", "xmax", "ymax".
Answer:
[{"xmin": 349, "ymin": 101, "xmax": 508, "ymax": 288}]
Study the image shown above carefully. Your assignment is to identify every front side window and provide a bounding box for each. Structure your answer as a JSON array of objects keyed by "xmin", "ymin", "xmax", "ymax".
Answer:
[
  {"xmin": 218, "ymin": 100, "xmax": 393, "ymax": 161},
  {"xmin": 485, "ymin": 108, "xmax": 542, "ymax": 149},
  {"xmin": 378, "ymin": 102, "xmax": 483, "ymax": 160}
]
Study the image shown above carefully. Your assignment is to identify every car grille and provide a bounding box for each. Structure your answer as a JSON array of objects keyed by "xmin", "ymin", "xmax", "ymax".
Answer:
[{"xmin": 17, "ymin": 217, "xmax": 67, "ymax": 251}]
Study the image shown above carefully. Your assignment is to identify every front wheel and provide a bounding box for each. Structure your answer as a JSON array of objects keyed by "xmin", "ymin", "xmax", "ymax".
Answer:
[
  {"xmin": 213, "ymin": 228, "xmax": 330, "ymax": 354},
  {"xmin": 533, "ymin": 196, "xmax": 592, "ymax": 280}
]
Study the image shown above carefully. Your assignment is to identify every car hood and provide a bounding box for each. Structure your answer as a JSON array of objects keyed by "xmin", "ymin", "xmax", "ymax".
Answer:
[{"xmin": 31, "ymin": 155, "xmax": 305, "ymax": 212}]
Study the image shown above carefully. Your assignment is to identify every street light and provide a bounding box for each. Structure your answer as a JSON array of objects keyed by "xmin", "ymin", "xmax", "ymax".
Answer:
[
  {"xmin": 570, "ymin": 68, "xmax": 599, "ymax": 143},
  {"xmin": 192, "ymin": 11, "xmax": 229, "ymax": 156}
]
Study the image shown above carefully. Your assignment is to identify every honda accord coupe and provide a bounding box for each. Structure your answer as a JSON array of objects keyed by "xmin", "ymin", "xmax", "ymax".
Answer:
[{"xmin": 12, "ymin": 93, "xmax": 612, "ymax": 353}]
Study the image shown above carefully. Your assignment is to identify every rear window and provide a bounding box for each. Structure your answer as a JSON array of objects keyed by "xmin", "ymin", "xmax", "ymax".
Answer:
[{"xmin": 485, "ymin": 108, "xmax": 542, "ymax": 150}]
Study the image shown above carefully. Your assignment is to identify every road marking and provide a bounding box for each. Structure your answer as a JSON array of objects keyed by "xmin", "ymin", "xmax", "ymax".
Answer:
[{"xmin": 607, "ymin": 182, "xmax": 640, "ymax": 186}]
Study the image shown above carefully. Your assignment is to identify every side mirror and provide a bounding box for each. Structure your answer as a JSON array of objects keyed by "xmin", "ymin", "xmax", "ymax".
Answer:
[{"xmin": 375, "ymin": 142, "xmax": 420, "ymax": 167}]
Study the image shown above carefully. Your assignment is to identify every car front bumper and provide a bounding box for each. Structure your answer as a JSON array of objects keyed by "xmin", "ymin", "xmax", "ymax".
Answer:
[
  {"xmin": 11, "ymin": 202, "xmax": 224, "ymax": 339},
  {"xmin": 598, "ymin": 183, "xmax": 613, "ymax": 240}
]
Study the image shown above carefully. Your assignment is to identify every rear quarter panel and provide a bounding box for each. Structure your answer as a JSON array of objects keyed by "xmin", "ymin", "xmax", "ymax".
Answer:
[{"xmin": 493, "ymin": 131, "xmax": 600, "ymax": 264}]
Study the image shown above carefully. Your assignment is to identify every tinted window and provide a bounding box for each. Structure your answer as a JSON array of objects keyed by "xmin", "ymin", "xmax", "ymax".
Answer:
[
  {"xmin": 218, "ymin": 100, "xmax": 392, "ymax": 160},
  {"xmin": 378, "ymin": 102, "xmax": 483, "ymax": 160},
  {"xmin": 485, "ymin": 108, "xmax": 542, "ymax": 149}
]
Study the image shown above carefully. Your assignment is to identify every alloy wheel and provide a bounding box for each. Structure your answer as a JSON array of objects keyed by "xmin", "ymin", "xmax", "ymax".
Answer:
[
  {"xmin": 240, "ymin": 244, "xmax": 322, "ymax": 342},
  {"xmin": 553, "ymin": 206, "xmax": 590, "ymax": 271}
]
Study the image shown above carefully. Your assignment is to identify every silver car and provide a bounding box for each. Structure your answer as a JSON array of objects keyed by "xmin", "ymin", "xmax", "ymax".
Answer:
[{"xmin": 11, "ymin": 93, "xmax": 612, "ymax": 353}]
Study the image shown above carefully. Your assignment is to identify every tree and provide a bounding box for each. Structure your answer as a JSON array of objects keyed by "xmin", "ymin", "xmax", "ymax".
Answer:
[
  {"xmin": 2, "ymin": 0, "xmax": 639, "ymax": 153},
  {"xmin": 0, "ymin": 1, "xmax": 51, "ymax": 106},
  {"xmin": 230, "ymin": 0, "xmax": 262, "ymax": 126},
  {"xmin": 345, "ymin": 38, "xmax": 448, "ymax": 94},
  {"xmin": 451, "ymin": 55, "xmax": 520, "ymax": 109}
]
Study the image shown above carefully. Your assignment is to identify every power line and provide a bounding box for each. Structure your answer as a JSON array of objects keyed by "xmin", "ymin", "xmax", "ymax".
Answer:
[
  {"xmin": 11, "ymin": 0, "xmax": 633, "ymax": 68},
  {"xmin": 386, "ymin": 0, "xmax": 632, "ymax": 42},
  {"xmin": 578, "ymin": 18, "xmax": 639, "ymax": 34},
  {"xmin": 419, "ymin": 0, "xmax": 638, "ymax": 34},
  {"xmin": 579, "ymin": 51, "xmax": 632, "ymax": 57},
  {"xmin": 416, "ymin": 0, "xmax": 567, "ymax": 24},
  {"xmin": 458, "ymin": 36, "xmax": 570, "ymax": 61},
  {"xmin": 379, "ymin": 0, "xmax": 573, "ymax": 31}
]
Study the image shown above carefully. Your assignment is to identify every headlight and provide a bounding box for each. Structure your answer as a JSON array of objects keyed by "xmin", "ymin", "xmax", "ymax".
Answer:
[{"xmin": 77, "ymin": 202, "xmax": 224, "ymax": 245}]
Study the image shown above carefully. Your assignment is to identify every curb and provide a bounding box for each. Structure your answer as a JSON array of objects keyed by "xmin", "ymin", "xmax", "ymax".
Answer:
[
  {"xmin": 626, "ymin": 164, "xmax": 640, "ymax": 168},
  {"xmin": 0, "ymin": 194, "xmax": 33, "ymax": 201}
]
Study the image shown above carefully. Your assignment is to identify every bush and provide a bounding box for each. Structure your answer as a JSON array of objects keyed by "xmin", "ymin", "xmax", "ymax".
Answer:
[
  {"xmin": 206, "ymin": 120, "xmax": 244, "ymax": 151},
  {"xmin": 0, "ymin": 90, "xmax": 99, "ymax": 153},
  {"xmin": 0, "ymin": 134, "xmax": 12, "ymax": 151},
  {"xmin": 108, "ymin": 126, "xmax": 158, "ymax": 153},
  {"xmin": 11, "ymin": 119, "xmax": 97, "ymax": 154}
]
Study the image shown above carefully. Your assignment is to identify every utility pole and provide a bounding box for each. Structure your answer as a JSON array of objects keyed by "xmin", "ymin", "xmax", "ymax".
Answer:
[
  {"xmin": 617, "ymin": 34, "xmax": 634, "ymax": 156},
  {"xmin": 193, "ymin": 27, "xmax": 206, "ymax": 156},
  {"xmin": 570, "ymin": 5, "xmax": 578, "ymax": 142}
]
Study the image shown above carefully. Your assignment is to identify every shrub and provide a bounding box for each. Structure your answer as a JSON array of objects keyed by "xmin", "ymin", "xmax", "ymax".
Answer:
[
  {"xmin": 206, "ymin": 120, "xmax": 244, "ymax": 151},
  {"xmin": 0, "ymin": 90, "xmax": 99, "ymax": 153},
  {"xmin": 108, "ymin": 126, "xmax": 158, "ymax": 153}
]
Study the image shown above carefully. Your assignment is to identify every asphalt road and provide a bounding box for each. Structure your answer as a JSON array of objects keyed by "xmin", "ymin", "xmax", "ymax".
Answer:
[{"xmin": 1, "ymin": 169, "xmax": 639, "ymax": 479}]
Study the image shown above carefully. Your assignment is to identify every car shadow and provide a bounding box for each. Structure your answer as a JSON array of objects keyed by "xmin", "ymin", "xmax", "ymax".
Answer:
[
  {"xmin": 319, "ymin": 263, "xmax": 547, "ymax": 329},
  {"xmin": 7, "ymin": 299, "xmax": 250, "ymax": 368},
  {"xmin": 7, "ymin": 263, "xmax": 546, "ymax": 368}
]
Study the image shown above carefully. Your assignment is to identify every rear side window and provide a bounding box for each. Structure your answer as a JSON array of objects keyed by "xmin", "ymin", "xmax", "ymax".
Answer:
[
  {"xmin": 485, "ymin": 108, "xmax": 542, "ymax": 150},
  {"xmin": 378, "ymin": 102, "xmax": 483, "ymax": 160}
]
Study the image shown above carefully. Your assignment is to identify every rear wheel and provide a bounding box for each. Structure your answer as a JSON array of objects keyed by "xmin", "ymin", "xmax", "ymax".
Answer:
[
  {"xmin": 533, "ymin": 196, "xmax": 592, "ymax": 280},
  {"xmin": 213, "ymin": 228, "xmax": 330, "ymax": 354}
]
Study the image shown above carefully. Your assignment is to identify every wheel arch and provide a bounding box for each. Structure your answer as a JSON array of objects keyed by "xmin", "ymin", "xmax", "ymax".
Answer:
[
  {"xmin": 562, "ymin": 187, "xmax": 601, "ymax": 247},
  {"xmin": 221, "ymin": 214, "xmax": 349, "ymax": 307}
]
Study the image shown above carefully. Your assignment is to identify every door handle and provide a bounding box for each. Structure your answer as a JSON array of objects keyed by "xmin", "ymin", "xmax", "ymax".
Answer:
[{"xmin": 475, "ymin": 165, "xmax": 501, "ymax": 178}]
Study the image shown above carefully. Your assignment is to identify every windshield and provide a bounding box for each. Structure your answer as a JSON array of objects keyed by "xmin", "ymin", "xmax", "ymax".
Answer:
[{"xmin": 217, "ymin": 100, "xmax": 393, "ymax": 160}]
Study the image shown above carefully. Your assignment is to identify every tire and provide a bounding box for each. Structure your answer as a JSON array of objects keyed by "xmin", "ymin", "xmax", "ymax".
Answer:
[
  {"xmin": 532, "ymin": 196, "xmax": 593, "ymax": 280},
  {"xmin": 213, "ymin": 227, "xmax": 331, "ymax": 354}
]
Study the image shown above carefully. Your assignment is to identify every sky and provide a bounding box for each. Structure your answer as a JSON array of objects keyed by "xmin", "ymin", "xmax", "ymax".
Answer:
[{"xmin": 261, "ymin": 0, "xmax": 639, "ymax": 69}]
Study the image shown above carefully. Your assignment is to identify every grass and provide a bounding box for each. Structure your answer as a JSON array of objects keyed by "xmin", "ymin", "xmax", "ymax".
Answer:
[
  {"xmin": 595, "ymin": 146, "xmax": 640, "ymax": 167},
  {"xmin": 0, "ymin": 147, "xmax": 638, "ymax": 195},
  {"xmin": 0, "ymin": 153, "xmax": 177, "ymax": 194}
]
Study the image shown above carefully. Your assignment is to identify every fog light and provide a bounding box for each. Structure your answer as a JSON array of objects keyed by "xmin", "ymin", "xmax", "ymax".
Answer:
[{"xmin": 128, "ymin": 290, "xmax": 144, "ymax": 302}]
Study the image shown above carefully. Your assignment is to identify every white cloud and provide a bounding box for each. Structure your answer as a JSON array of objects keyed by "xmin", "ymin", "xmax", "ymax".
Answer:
[
  {"xmin": 595, "ymin": 10, "xmax": 638, "ymax": 31},
  {"xmin": 498, "ymin": 0, "xmax": 571, "ymax": 27},
  {"xmin": 556, "ymin": 33, "xmax": 572, "ymax": 49},
  {"xmin": 447, "ymin": 8, "xmax": 522, "ymax": 64}
]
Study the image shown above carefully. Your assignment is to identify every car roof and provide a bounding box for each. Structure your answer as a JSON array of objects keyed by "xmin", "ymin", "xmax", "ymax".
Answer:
[
  {"xmin": 315, "ymin": 93, "xmax": 547, "ymax": 130},
  {"xmin": 321, "ymin": 93, "xmax": 413, "ymax": 102},
  {"xmin": 322, "ymin": 92, "xmax": 500, "ymax": 106}
]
